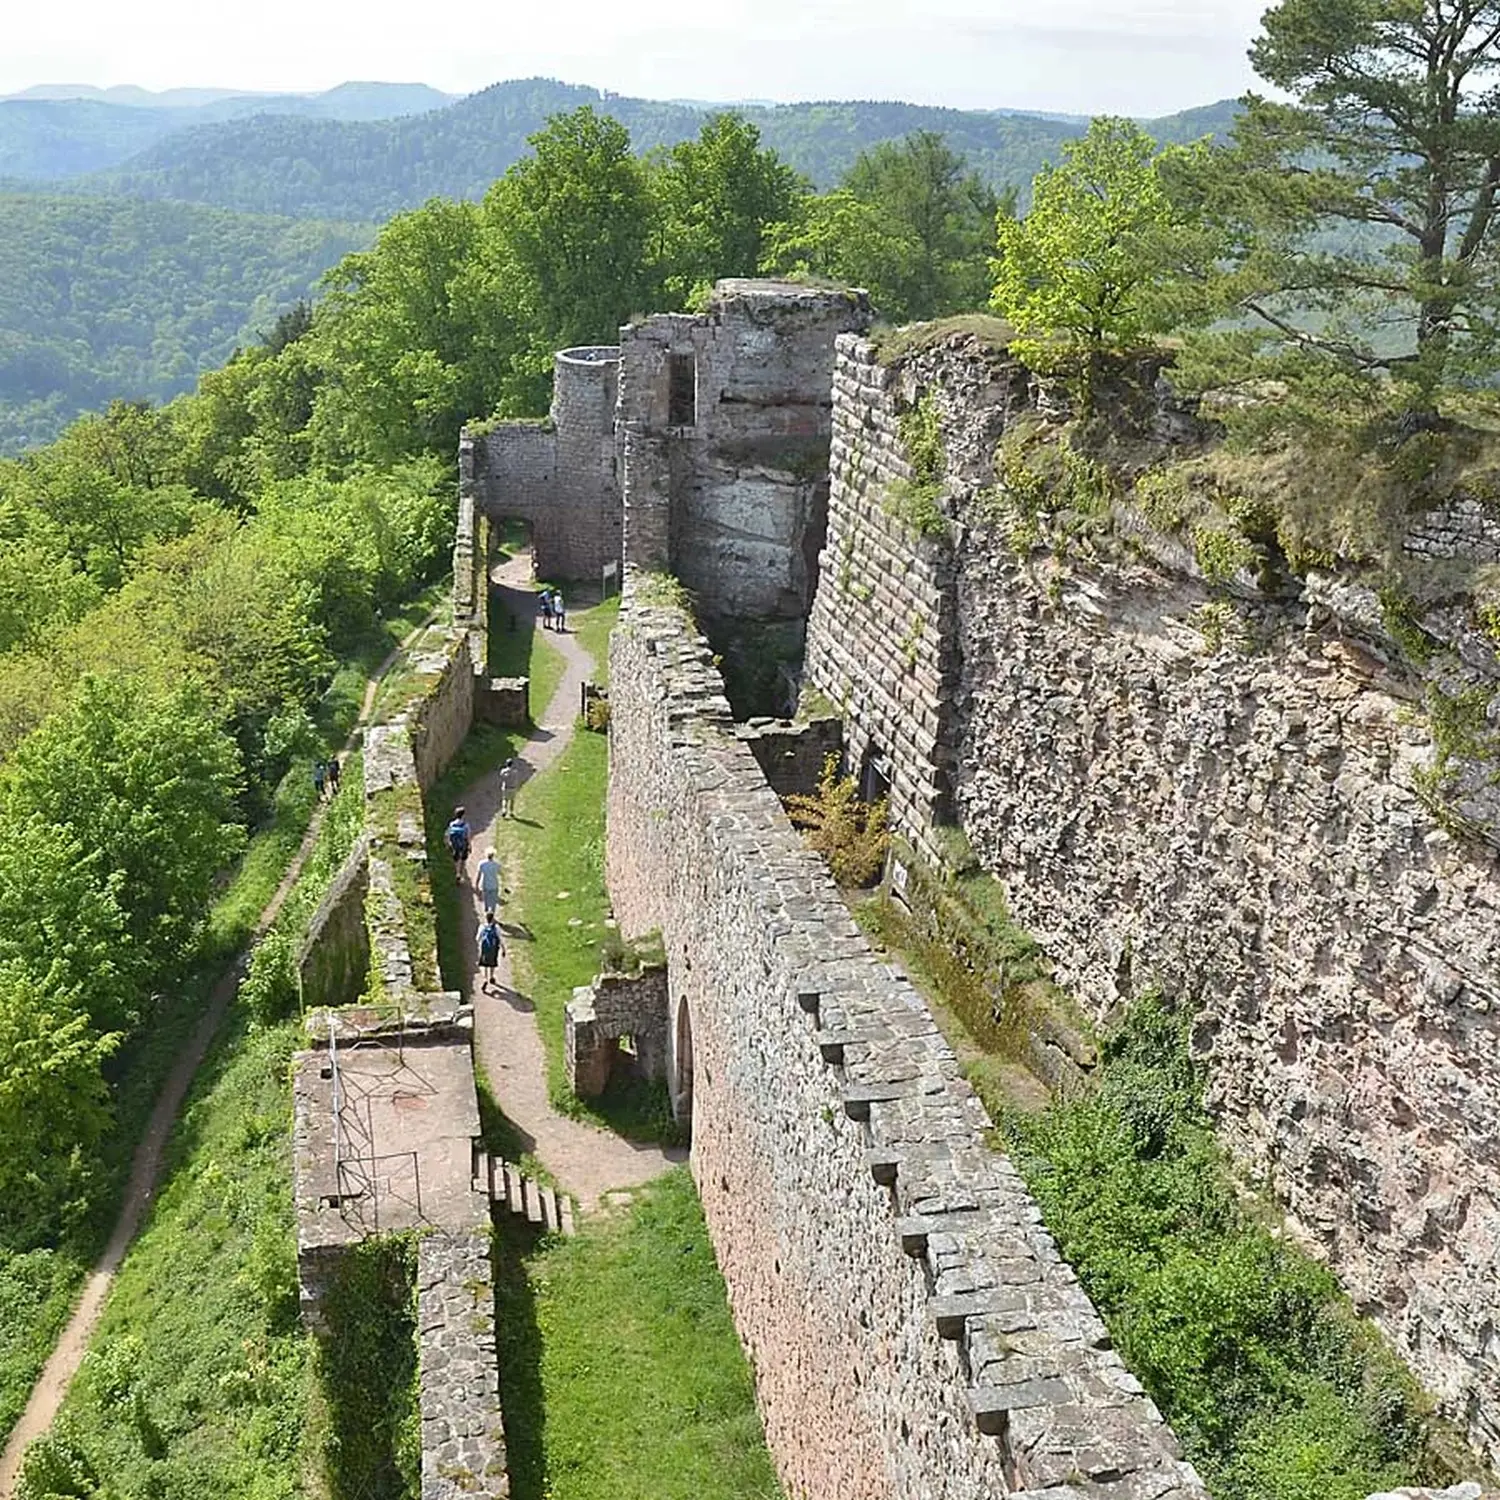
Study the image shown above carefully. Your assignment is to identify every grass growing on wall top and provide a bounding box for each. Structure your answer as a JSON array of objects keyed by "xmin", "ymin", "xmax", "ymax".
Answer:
[{"xmin": 493, "ymin": 1169, "xmax": 782, "ymax": 1500}]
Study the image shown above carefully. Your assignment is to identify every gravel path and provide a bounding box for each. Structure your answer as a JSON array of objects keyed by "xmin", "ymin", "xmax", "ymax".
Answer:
[{"xmin": 459, "ymin": 556, "xmax": 684, "ymax": 1210}]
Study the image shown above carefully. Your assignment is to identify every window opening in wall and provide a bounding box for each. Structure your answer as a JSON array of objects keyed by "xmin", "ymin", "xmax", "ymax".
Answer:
[
  {"xmin": 859, "ymin": 740, "xmax": 892, "ymax": 804},
  {"xmin": 668, "ymin": 352, "xmax": 697, "ymax": 427}
]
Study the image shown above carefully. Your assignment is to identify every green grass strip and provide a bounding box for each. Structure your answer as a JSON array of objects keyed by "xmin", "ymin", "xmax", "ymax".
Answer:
[
  {"xmin": 17, "ymin": 1019, "xmax": 313, "ymax": 1500},
  {"xmin": 495, "ymin": 1169, "xmax": 782, "ymax": 1500}
]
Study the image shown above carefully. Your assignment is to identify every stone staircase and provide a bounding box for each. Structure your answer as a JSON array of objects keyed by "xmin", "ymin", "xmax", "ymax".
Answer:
[{"xmin": 479, "ymin": 1155, "xmax": 576, "ymax": 1236}]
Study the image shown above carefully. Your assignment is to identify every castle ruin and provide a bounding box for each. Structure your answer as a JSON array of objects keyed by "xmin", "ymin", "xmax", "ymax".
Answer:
[{"xmin": 293, "ymin": 278, "xmax": 1498, "ymax": 1498}]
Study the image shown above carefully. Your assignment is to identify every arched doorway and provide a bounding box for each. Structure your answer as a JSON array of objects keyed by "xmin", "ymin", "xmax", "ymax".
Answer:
[{"xmin": 670, "ymin": 995, "xmax": 694, "ymax": 1130}]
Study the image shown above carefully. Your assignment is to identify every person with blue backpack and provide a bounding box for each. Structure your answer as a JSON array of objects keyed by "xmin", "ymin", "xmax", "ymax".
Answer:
[
  {"xmin": 475, "ymin": 910, "xmax": 504, "ymax": 994},
  {"xmin": 445, "ymin": 806, "xmax": 471, "ymax": 884}
]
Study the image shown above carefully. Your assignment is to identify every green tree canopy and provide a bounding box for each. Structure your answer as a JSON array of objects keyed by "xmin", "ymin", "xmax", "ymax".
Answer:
[
  {"xmin": 651, "ymin": 113, "xmax": 806, "ymax": 305},
  {"xmin": 1183, "ymin": 0, "xmax": 1500, "ymax": 419},
  {"xmin": 991, "ymin": 118, "xmax": 1216, "ymax": 389},
  {"xmin": 763, "ymin": 131, "xmax": 1006, "ymax": 322},
  {"xmin": 486, "ymin": 107, "xmax": 656, "ymax": 354},
  {"xmin": 307, "ymin": 198, "xmax": 498, "ymax": 470}
]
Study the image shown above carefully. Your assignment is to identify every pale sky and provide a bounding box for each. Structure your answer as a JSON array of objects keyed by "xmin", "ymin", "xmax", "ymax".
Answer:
[{"xmin": 2, "ymin": 0, "xmax": 1271, "ymax": 115}]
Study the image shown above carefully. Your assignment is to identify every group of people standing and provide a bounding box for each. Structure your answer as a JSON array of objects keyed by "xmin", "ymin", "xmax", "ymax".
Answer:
[
  {"xmin": 312, "ymin": 755, "xmax": 342, "ymax": 801},
  {"xmin": 538, "ymin": 587, "xmax": 566, "ymax": 631}
]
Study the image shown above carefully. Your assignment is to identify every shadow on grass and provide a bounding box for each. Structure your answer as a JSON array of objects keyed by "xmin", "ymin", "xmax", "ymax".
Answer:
[
  {"xmin": 489, "ymin": 581, "xmax": 539, "ymax": 682},
  {"xmin": 475, "ymin": 1068, "xmax": 536, "ymax": 1162},
  {"xmin": 583, "ymin": 1073, "xmax": 688, "ymax": 1150},
  {"xmin": 316, "ymin": 1235, "xmax": 420, "ymax": 1500},
  {"xmin": 492, "ymin": 1216, "xmax": 546, "ymax": 1500}
]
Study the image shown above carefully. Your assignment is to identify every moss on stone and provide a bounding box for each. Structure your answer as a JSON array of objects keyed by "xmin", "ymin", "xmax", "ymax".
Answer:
[{"xmin": 871, "ymin": 314, "xmax": 1016, "ymax": 366}]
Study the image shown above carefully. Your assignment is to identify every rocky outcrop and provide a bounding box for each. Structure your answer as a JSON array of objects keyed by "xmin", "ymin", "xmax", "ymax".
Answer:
[{"xmin": 803, "ymin": 329, "xmax": 1500, "ymax": 1465}]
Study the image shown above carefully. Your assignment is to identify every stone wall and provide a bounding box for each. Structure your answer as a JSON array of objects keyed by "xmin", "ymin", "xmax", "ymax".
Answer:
[
  {"xmin": 606, "ymin": 580, "xmax": 1206, "ymax": 1500},
  {"xmin": 802, "ymin": 336, "xmax": 977, "ymax": 864},
  {"xmin": 417, "ymin": 1230, "xmax": 509, "ymax": 1500},
  {"xmin": 409, "ymin": 630, "xmax": 476, "ymax": 793},
  {"xmin": 297, "ymin": 836, "xmax": 371, "ymax": 1011},
  {"xmin": 617, "ymin": 281, "xmax": 872, "ymax": 628},
  {"xmin": 564, "ymin": 965, "xmax": 670, "ymax": 1098},
  {"xmin": 735, "ymin": 714, "xmax": 843, "ymax": 802},
  {"xmin": 467, "ymin": 345, "xmax": 621, "ymax": 582},
  {"xmin": 802, "ymin": 330, "xmax": 1500, "ymax": 1463}
]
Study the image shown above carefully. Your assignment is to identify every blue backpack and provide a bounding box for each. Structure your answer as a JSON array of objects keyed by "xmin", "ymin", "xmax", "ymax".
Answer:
[{"xmin": 479, "ymin": 924, "xmax": 501, "ymax": 965}]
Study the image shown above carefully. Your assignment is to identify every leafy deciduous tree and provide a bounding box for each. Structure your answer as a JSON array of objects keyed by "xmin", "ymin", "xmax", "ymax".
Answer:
[
  {"xmin": 991, "ymin": 118, "xmax": 1216, "ymax": 397},
  {"xmin": 652, "ymin": 113, "xmax": 805, "ymax": 304}
]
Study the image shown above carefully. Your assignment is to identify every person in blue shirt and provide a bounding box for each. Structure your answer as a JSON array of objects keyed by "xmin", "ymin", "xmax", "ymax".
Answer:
[{"xmin": 477, "ymin": 846, "xmax": 502, "ymax": 913}]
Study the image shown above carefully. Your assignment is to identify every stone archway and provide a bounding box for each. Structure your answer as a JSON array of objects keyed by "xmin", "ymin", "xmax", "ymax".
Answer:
[{"xmin": 670, "ymin": 994, "xmax": 694, "ymax": 1129}]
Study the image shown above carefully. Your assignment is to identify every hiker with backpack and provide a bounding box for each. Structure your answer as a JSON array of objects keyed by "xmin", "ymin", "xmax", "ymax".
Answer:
[
  {"xmin": 313, "ymin": 759, "xmax": 326, "ymax": 801},
  {"xmin": 538, "ymin": 588, "xmax": 554, "ymax": 630},
  {"xmin": 445, "ymin": 806, "xmax": 471, "ymax": 883},
  {"xmin": 476, "ymin": 910, "xmax": 504, "ymax": 994},
  {"xmin": 326, "ymin": 755, "xmax": 341, "ymax": 796}
]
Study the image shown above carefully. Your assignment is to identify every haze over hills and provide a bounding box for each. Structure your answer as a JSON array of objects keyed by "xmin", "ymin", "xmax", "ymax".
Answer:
[
  {"xmin": 0, "ymin": 82, "xmax": 464, "ymax": 178},
  {"xmin": 79, "ymin": 81, "xmax": 1239, "ymax": 220},
  {"xmin": 2, "ymin": 81, "xmax": 459, "ymax": 116},
  {"xmin": 0, "ymin": 75, "xmax": 1241, "ymax": 451}
]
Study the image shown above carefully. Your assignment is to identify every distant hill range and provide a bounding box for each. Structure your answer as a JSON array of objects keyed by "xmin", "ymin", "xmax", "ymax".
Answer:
[
  {"xmin": 0, "ymin": 77, "xmax": 1240, "ymax": 218},
  {"xmin": 0, "ymin": 76, "xmax": 1240, "ymax": 451},
  {"xmin": 0, "ymin": 81, "xmax": 461, "ymax": 179}
]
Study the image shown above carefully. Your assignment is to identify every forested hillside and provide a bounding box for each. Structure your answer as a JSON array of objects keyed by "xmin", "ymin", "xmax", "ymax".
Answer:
[
  {"xmin": 0, "ymin": 83, "xmax": 460, "ymax": 179},
  {"xmin": 0, "ymin": 196, "xmax": 370, "ymax": 451},
  {"xmin": 81, "ymin": 78, "xmax": 1238, "ymax": 218},
  {"xmin": 0, "ymin": 100, "xmax": 182, "ymax": 179},
  {"xmin": 0, "ymin": 78, "xmax": 1238, "ymax": 451}
]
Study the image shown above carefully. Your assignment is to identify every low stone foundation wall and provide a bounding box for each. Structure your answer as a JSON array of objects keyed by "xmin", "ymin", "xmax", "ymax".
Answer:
[
  {"xmin": 476, "ymin": 676, "xmax": 528, "ymax": 727},
  {"xmin": 735, "ymin": 714, "xmax": 842, "ymax": 801},
  {"xmin": 565, "ymin": 966, "xmax": 669, "ymax": 1097},
  {"xmin": 417, "ymin": 1231, "xmax": 509, "ymax": 1500},
  {"xmin": 606, "ymin": 580, "xmax": 1206, "ymax": 1500}
]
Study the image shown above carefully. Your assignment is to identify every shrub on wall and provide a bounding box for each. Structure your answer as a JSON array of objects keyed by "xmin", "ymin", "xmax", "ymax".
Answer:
[
  {"xmin": 1001, "ymin": 992, "xmax": 1456, "ymax": 1499},
  {"xmin": 785, "ymin": 754, "xmax": 888, "ymax": 887}
]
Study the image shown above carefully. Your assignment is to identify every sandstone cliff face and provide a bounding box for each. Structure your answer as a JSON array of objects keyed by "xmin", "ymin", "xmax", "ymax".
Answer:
[{"xmin": 804, "ymin": 331, "xmax": 1500, "ymax": 1463}]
